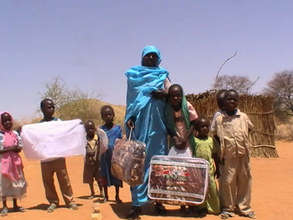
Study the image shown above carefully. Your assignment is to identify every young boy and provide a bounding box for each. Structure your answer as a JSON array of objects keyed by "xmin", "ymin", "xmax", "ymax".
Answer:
[
  {"xmin": 40, "ymin": 98, "xmax": 77, "ymax": 213},
  {"xmin": 211, "ymin": 90, "xmax": 255, "ymax": 219},
  {"xmin": 83, "ymin": 120, "xmax": 108, "ymax": 200}
]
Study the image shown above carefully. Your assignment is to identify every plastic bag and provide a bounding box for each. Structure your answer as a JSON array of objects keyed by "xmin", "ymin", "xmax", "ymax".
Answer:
[
  {"xmin": 111, "ymin": 129, "xmax": 146, "ymax": 186},
  {"xmin": 148, "ymin": 155, "xmax": 209, "ymax": 206}
]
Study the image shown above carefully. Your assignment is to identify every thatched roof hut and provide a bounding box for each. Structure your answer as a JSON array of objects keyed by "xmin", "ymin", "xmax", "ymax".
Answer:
[{"xmin": 186, "ymin": 90, "xmax": 278, "ymax": 158}]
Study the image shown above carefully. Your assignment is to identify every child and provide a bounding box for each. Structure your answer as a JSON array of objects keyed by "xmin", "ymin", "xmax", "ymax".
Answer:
[
  {"xmin": 100, "ymin": 105, "xmax": 123, "ymax": 203},
  {"xmin": 165, "ymin": 84, "xmax": 198, "ymax": 157},
  {"xmin": 40, "ymin": 98, "xmax": 77, "ymax": 212},
  {"xmin": 165, "ymin": 84, "xmax": 198, "ymax": 213},
  {"xmin": 83, "ymin": 120, "xmax": 108, "ymax": 200},
  {"xmin": 194, "ymin": 117, "xmax": 220, "ymax": 216},
  {"xmin": 212, "ymin": 90, "xmax": 256, "ymax": 219},
  {"xmin": 0, "ymin": 112, "xmax": 26, "ymax": 216}
]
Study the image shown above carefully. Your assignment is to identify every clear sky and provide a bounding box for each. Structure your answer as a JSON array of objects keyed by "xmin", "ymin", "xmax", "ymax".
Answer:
[{"xmin": 1, "ymin": 0, "xmax": 293, "ymax": 120}]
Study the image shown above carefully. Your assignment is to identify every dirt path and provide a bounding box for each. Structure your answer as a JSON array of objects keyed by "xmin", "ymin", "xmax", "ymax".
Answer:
[{"xmin": 5, "ymin": 141, "xmax": 293, "ymax": 220}]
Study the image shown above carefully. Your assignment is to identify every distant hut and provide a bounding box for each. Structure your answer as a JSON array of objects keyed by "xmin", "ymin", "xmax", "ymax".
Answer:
[{"xmin": 186, "ymin": 90, "xmax": 278, "ymax": 158}]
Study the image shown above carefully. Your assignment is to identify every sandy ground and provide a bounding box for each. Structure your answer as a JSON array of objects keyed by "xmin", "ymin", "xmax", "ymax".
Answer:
[{"xmin": 4, "ymin": 141, "xmax": 293, "ymax": 220}]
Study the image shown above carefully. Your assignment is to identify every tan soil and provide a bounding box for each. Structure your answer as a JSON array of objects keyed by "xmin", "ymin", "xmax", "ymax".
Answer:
[{"xmin": 5, "ymin": 141, "xmax": 293, "ymax": 220}]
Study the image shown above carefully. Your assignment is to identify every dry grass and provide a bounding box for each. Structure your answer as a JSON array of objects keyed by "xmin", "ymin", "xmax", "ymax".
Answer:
[{"xmin": 275, "ymin": 117, "xmax": 293, "ymax": 141}]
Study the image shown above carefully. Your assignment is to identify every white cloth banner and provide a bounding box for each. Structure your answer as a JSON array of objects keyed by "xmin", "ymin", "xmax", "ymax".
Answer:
[{"xmin": 21, "ymin": 119, "xmax": 86, "ymax": 160}]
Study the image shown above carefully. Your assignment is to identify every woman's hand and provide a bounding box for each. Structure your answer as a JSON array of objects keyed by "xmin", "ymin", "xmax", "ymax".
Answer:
[
  {"xmin": 127, "ymin": 119, "xmax": 135, "ymax": 129},
  {"xmin": 151, "ymin": 89, "xmax": 167, "ymax": 100}
]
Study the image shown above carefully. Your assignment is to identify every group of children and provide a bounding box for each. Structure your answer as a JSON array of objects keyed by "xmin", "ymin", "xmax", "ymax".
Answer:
[
  {"xmin": 83, "ymin": 105, "xmax": 123, "ymax": 203},
  {"xmin": 164, "ymin": 85, "xmax": 255, "ymax": 219},
  {"xmin": 0, "ymin": 86, "xmax": 255, "ymax": 219},
  {"xmin": 0, "ymin": 100, "xmax": 123, "ymax": 216}
]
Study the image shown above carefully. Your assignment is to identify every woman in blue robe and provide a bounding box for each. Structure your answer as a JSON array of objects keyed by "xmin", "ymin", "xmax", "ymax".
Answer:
[{"xmin": 125, "ymin": 46, "xmax": 170, "ymax": 219}]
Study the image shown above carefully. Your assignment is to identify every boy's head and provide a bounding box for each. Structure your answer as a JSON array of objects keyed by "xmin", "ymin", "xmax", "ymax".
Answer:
[
  {"xmin": 100, "ymin": 105, "xmax": 114, "ymax": 125},
  {"xmin": 168, "ymin": 84, "xmax": 183, "ymax": 108},
  {"xmin": 40, "ymin": 98, "xmax": 55, "ymax": 119},
  {"xmin": 216, "ymin": 89, "xmax": 227, "ymax": 111},
  {"xmin": 0, "ymin": 112, "xmax": 13, "ymax": 131},
  {"xmin": 195, "ymin": 117, "xmax": 210, "ymax": 139},
  {"xmin": 224, "ymin": 89, "xmax": 239, "ymax": 113},
  {"xmin": 84, "ymin": 120, "xmax": 96, "ymax": 138}
]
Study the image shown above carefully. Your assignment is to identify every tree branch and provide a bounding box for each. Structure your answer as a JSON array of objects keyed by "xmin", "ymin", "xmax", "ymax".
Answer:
[
  {"xmin": 247, "ymin": 76, "xmax": 260, "ymax": 90},
  {"xmin": 216, "ymin": 51, "xmax": 238, "ymax": 80}
]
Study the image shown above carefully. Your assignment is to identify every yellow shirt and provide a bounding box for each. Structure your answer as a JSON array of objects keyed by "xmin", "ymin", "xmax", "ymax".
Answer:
[{"xmin": 88, "ymin": 134, "xmax": 99, "ymax": 150}]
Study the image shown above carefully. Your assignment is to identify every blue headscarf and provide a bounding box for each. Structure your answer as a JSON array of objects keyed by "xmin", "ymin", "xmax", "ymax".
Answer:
[
  {"xmin": 141, "ymin": 45, "xmax": 162, "ymax": 65},
  {"xmin": 125, "ymin": 46, "xmax": 168, "ymax": 123}
]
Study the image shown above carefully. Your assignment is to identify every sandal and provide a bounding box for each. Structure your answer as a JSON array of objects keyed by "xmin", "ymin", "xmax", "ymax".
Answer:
[
  {"xmin": 240, "ymin": 211, "xmax": 256, "ymax": 219},
  {"xmin": 102, "ymin": 197, "xmax": 108, "ymax": 203},
  {"xmin": 47, "ymin": 203, "xmax": 57, "ymax": 213},
  {"xmin": 68, "ymin": 203, "xmax": 78, "ymax": 210},
  {"xmin": 1, "ymin": 207, "xmax": 8, "ymax": 216},
  {"xmin": 220, "ymin": 211, "xmax": 234, "ymax": 219}
]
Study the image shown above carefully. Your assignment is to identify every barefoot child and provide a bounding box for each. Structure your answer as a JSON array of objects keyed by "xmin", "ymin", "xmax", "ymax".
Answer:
[
  {"xmin": 83, "ymin": 120, "xmax": 108, "ymax": 200},
  {"xmin": 212, "ymin": 90, "xmax": 256, "ymax": 219},
  {"xmin": 0, "ymin": 112, "xmax": 27, "ymax": 216},
  {"xmin": 165, "ymin": 84, "xmax": 198, "ymax": 213},
  {"xmin": 100, "ymin": 105, "xmax": 123, "ymax": 203},
  {"xmin": 194, "ymin": 117, "xmax": 220, "ymax": 216}
]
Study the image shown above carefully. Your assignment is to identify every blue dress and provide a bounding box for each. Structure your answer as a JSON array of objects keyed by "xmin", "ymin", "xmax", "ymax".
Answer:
[
  {"xmin": 125, "ymin": 46, "xmax": 169, "ymax": 206},
  {"xmin": 100, "ymin": 125, "xmax": 123, "ymax": 187}
]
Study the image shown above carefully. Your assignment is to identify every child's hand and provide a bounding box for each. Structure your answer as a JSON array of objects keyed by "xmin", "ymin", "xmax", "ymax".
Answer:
[
  {"xmin": 12, "ymin": 146, "xmax": 21, "ymax": 153},
  {"xmin": 173, "ymin": 136, "xmax": 186, "ymax": 150}
]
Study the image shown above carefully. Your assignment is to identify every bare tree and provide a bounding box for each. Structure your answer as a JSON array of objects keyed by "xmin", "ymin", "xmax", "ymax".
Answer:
[
  {"xmin": 41, "ymin": 77, "xmax": 71, "ymax": 109},
  {"xmin": 264, "ymin": 70, "xmax": 293, "ymax": 114},
  {"xmin": 39, "ymin": 77, "xmax": 102, "ymax": 122},
  {"xmin": 213, "ymin": 75, "xmax": 254, "ymax": 94}
]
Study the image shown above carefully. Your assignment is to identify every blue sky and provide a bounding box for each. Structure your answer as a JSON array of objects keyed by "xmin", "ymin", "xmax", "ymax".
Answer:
[{"xmin": 1, "ymin": 0, "xmax": 293, "ymax": 120}]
